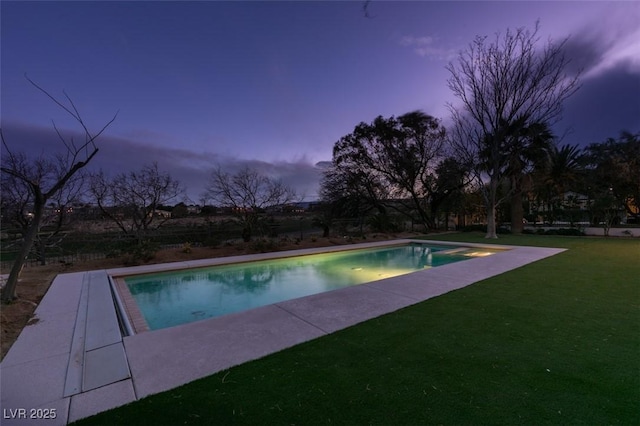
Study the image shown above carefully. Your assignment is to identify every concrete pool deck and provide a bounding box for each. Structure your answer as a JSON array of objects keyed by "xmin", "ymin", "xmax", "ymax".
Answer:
[{"xmin": 1, "ymin": 239, "xmax": 565, "ymax": 425}]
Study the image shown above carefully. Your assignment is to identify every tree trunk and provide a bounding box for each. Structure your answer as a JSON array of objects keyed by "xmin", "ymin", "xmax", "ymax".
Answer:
[
  {"xmin": 510, "ymin": 182, "xmax": 524, "ymax": 234},
  {"xmin": 37, "ymin": 238, "xmax": 47, "ymax": 266},
  {"xmin": 457, "ymin": 212, "xmax": 466, "ymax": 229},
  {"xmin": 485, "ymin": 179, "xmax": 499, "ymax": 239},
  {"xmin": 2, "ymin": 196, "xmax": 44, "ymax": 302},
  {"xmin": 486, "ymin": 205, "xmax": 498, "ymax": 239},
  {"xmin": 411, "ymin": 193, "xmax": 436, "ymax": 231},
  {"xmin": 242, "ymin": 227, "xmax": 251, "ymax": 242}
]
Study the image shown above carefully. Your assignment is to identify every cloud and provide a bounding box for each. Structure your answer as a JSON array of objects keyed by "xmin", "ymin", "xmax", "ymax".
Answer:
[
  {"xmin": 596, "ymin": 27, "xmax": 640, "ymax": 75},
  {"xmin": 555, "ymin": 64, "xmax": 640, "ymax": 147},
  {"xmin": 399, "ymin": 35, "xmax": 455, "ymax": 61},
  {"xmin": 560, "ymin": 34, "xmax": 609, "ymax": 77},
  {"xmin": 555, "ymin": 6, "xmax": 640, "ymax": 148},
  {"xmin": 205, "ymin": 157, "xmax": 324, "ymax": 202},
  {"xmin": 1, "ymin": 121, "xmax": 325, "ymax": 203},
  {"xmin": 561, "ymin": 7, "xmax": 640, "ymax": 79},
  {"xmin": 400, "ymin": 35, "xmax": 434, "ymax": 47}
]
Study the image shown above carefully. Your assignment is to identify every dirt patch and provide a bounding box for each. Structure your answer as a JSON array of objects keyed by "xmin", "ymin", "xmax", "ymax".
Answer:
[{"xmin": 1, "ymin": 233, "xmax": 423, "ymax": 360}]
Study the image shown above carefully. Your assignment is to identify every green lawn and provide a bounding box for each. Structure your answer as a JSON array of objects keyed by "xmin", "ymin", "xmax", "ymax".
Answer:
[{"xmin": 75, "ymin": 234, "xmax": 639, "ymax": 425}]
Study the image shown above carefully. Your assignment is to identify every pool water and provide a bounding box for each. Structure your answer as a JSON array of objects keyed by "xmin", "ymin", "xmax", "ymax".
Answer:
[{"xmin": 124, "ymin": 243, "xmax": 491, "ymax": 330}]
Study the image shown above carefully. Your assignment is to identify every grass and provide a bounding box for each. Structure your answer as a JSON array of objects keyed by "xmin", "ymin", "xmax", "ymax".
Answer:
[{"xmin": 74, "ymin": 234, "xmax": 639, "ymax": 425}]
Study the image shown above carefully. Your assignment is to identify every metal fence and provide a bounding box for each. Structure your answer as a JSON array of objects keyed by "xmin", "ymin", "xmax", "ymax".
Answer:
[
  {"xmin": 0, "ymin": 219, "xmax": 327, "ymax": 272},
  {"xmin": 0, "ymin": 251, "xmax": 108, "ymax": 272}
]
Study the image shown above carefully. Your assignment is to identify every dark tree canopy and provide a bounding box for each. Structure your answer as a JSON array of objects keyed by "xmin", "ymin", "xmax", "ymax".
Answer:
[
  {"xmin": 581, "ymin": 131, "xmax": 640, "ymax": 223},
  {"xmin": 324, "ymin": 110, "xmax": 454, "ymax": 230}
]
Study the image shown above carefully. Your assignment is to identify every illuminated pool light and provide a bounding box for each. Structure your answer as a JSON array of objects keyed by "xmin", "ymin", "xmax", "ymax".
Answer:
[{"xmin": 465, "ymin": 251, "xmax": 494, "ymax": 257}]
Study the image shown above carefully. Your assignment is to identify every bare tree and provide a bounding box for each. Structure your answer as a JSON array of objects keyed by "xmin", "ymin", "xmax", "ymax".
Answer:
[
  {"xmin": 1, "ymin": 157, "xmax": 87, "ymax": 265},
  {"xmin": 204, "ymin": 166, "xmax": 297, "ymax": 241},
  {"xmin": 447, "ymin": 22, "xmax": 580, "ymax": 238},
  {"xmin": 1, "ymin": 78, "xmax": 116, "ymax": 302},
  {"xmin": 89, "ymin": 162, "xmax": 183, "ymax": 241}
]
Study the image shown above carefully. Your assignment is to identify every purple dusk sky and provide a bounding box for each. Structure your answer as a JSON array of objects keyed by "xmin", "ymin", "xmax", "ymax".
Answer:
[{"xmin": 1, "ymin": 1, "xmax": 639, "ymax": 202}]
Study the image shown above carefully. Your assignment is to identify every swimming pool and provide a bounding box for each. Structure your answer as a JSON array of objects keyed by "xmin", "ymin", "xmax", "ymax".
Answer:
[{"xmin": 116, "ymin": 242, "xmax": 499, "ymax": 331}]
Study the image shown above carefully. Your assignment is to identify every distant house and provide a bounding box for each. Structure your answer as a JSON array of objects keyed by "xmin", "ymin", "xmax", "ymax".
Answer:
[
  {"xmin": 154, "ymin": 209, "xmax": 172, "ymax": 219},
  {"xmin": 532, "ymin": 191, "xmax": 590, "ymax": 213},
  {"xmin": 623, "ymin": 197, "xmax": 639, "ymax": 224},
  {"xmin": 282, "ymin": 203, "xmax": 306, "ymax": 214},
  {"xmin": 560, "ymin": 191, "xmax": 590, "ymax": 210}
]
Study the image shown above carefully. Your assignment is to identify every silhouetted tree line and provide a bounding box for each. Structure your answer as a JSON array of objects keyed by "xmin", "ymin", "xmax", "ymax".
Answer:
[{"xmin": 318, "ymin": 114, "xmax": 638, "ymax": 236}]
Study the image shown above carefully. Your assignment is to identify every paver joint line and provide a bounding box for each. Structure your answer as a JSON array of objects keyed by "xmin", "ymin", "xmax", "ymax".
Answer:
[{"xmin": 273, "ymin": 303, "xmax": 331, "ymax": 334}]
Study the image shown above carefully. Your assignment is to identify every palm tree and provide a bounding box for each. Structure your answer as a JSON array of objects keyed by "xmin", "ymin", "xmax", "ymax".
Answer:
[
  {"xmin": 505, "ymin": 120, "xmax": 555, "ymax": 233},
  {"xmin": 547, "ymin": 144, "xmax": 582, "ymax": 196},
  {"xmin": 534, "ymin": 144, "xmax": 582, "ymax": 224}
]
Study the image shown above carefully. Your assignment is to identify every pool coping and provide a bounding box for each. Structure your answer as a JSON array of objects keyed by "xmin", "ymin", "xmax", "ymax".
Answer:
[{"xmin": 0, "ymin": 239, "xmax": 566, "ymax": 425}]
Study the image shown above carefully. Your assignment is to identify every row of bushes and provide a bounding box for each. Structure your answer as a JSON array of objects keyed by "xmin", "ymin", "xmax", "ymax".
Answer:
[
  {"xmin": 459, "ymin": 224, "xmax": 512, "ymax": 234},
  {"xmin": 522, "ymin": 228, "xmax": 585, "ymax": 236},
  {"xmin": 460, "ymin": 224, "xmax": 585, "ymax": 236},
  {"xmin": 0, "ymin": 219, "xmax": 322, "ymax": 263}
]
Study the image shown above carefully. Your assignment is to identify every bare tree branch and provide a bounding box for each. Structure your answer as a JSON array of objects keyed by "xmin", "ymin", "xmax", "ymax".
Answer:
[
  {"xmin": 1, "ymin": 78, "xmax": 116, "ymax": 302},
  {"xmin": 446, "ymin": 22, "xmax": 580, "ymax": 238},
  {"xmin": 89, "ymin": 163, "xmax": 183, "ymax": 240},
  {"xmin": 204, "ymin": 166, "xmax": 297, "ymax": 241}
]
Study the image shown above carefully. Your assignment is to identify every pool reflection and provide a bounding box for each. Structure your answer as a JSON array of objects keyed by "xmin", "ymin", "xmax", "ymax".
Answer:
[{"xmin": 125, "ymin": 244, "xmax": 472, "ymax": 330}]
